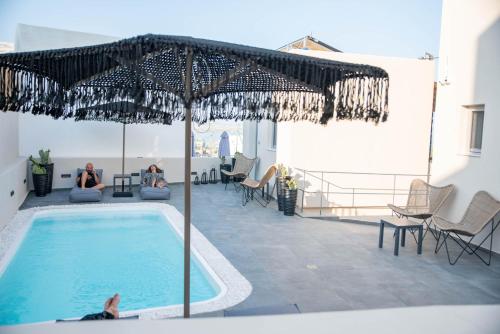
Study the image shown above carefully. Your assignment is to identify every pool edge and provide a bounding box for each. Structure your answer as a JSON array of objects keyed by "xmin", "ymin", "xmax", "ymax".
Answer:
[{"xmin": 0, "ymin": 203, "xmax": 252, "ymax": 324}]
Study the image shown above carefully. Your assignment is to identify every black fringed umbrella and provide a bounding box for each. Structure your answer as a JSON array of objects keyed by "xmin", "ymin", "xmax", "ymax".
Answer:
[{"xmin": 0, "ymin": 34, "xmax": 389, "ymax": 318}]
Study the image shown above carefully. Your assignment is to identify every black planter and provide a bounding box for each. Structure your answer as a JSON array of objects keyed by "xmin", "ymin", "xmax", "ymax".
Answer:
[
  {"xmin": 283, "ymin": 188, "xmax": 298, "ymax": 216},
  {"xmin": 42, "ymin": 163, "xmax": 54, "ymax": 193},
  {"xmin": 277, "ymin": 176, "xmax": 292, "ymax": 211},
  {"xmin": 220, "ymin": 164, "xmax": 232, "ymax": 184},
  {"xmin": 33, "ymin": 173, "xmax": 49, "ymax": 197}
]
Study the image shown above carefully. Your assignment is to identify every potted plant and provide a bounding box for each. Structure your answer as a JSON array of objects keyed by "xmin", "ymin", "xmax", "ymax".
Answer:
[
  {"xmin": 276, "ymin": 164, "xmax": 291, "ymax": 211},
  {"xmin": 38, "ymin": 149, "xmax": 54, "ymax": 193},
  {"xmin": 29, "ymin": 156, "xmax": 48, "ymax": 197},
  {"xmin": 283, "ymin": 178, "xmax": 298, "ymax": 216}
]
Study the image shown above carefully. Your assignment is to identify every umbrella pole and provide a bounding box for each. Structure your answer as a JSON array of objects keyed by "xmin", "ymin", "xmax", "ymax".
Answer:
[
  {"xmin": 184, "ymin": 49, "xmax": 194, "ymax": 318},
  {"xmin": 122, "ymin": 122, "xmax": 125, "ymax": 191},
  {"xmin": 184, "ymin": 105, "xmax": 191, "ymax": 318}
]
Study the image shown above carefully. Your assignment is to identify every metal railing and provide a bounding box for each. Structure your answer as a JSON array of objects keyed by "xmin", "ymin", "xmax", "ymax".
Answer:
[{"xmin": 292, "ymin": 167, "xmax": 430, "ymax": 216}]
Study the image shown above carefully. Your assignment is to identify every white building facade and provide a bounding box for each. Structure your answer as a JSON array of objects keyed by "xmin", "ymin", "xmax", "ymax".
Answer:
[
  {"xmin": 245, "ymin": 50, "xmax": 435, "ymax": 216},
  {"xmin": 431, "ymin": 0, "xmax": 500, "ymax": 253}
]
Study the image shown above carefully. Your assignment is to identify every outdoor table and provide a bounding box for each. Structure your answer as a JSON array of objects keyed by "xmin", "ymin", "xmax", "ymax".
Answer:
[
  {"xmin": 379, "ymin": 217, "xmax": 423, "ymax": 256},
  {"xmin": 113, "ymin": 174, "xmax": 133, "ymax": 197}
]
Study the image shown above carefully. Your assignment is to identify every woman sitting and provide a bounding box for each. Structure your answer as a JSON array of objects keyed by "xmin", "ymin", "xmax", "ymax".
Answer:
[{"xmin": 143, "ymin": 164, "xmax": 168, "ymax": 188}]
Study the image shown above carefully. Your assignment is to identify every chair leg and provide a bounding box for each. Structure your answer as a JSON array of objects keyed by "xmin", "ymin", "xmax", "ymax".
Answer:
[
  {"xmin": 442, "ymin": 220, "xmax": 498, "ymax": 265},
  {"xmin": 242, "ymin": 186, "xmax": 250, "ymax": 206},
  {"xmin": 434, "ymin": 231, "xmax": 442, "ymax": 253},
  {"xmin": 422, "ymin": 218, "xmax": 438, "ymax": 240}
]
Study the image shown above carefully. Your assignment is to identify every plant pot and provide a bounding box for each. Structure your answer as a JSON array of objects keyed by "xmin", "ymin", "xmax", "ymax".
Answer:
[
  {"xmin": 220, "ymin": 164, "xmax": 232, "ymax": 184},
  {"xmin": 33, "ymin": 173, "xmax": 49, "ymax": 197},
  {"xmin": 283, "ymin": 188, "xmax": 298, "ymax": 216},
  {"xmin": 42, "ymin": 163, "xmax": 54, "ymax": 193},
  {"xmin": 277, "ymin": 176, "xmax": 292, "ymax": 211}
]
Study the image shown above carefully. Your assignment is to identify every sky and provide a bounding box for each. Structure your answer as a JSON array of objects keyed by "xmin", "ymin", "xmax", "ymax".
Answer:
[{"xmin": 0, "ymin": 0, "xmax": 442, "ymax": 59}]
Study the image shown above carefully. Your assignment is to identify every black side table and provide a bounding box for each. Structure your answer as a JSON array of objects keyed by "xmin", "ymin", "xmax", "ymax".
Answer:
[
  {"xmin": 113, "ymin": 174, "xmax": 133, "ymax": 197},
  {"xmin": 379, "ymin": 217, "xmax": 423, "ymax": 256}
]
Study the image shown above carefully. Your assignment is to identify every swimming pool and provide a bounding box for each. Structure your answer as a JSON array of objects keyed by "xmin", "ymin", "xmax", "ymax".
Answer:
[{"xmin": 0, "ymin": 204, "xmax": 251, "ymax": 326}]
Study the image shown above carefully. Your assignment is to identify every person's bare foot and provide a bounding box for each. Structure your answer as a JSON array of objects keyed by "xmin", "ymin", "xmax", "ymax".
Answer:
[
  {"xmin": 103, "ymin": 297, "xmax": 113, "ymax": 310},
  {"xmin": 104, "ymin": 293, "xmax": 120, "ymax": 319}
]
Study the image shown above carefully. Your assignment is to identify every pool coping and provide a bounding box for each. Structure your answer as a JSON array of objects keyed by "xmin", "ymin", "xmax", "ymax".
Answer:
[{"xmin": 0, "ymin": 203, "xmax": 252, "ymax": 323}]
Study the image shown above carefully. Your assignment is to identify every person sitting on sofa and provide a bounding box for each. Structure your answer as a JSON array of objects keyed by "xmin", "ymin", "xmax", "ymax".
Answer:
[
  {"xmin": 76, "ymin": 162, "xmax": 105, "ymax": 190},
  {"xmin": 144, "ymin": 164, "xmax": 168, "ymax": 188}
]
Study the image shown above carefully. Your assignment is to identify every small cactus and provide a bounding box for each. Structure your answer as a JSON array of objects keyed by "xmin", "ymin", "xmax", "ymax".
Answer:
[
  {"xmin": 38, "ymin": 149, "xmax": 51, "ymax": 164},
  {"xmin": 29, "ymin": 156, "xmax": 46, "ymax": 174}
]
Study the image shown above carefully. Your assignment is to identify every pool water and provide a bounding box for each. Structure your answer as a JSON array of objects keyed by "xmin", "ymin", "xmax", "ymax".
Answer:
[{"xmin": 0, "ymin": 210, "xmax": 220, "ymax": 326}]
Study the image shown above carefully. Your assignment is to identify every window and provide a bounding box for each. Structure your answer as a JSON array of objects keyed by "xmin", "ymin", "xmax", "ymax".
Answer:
[
  {"xmin": 270, "ymin": 122, "xmax": 277, "ymax": 149},
  {"xmin": 192, "ymin": 120, "xmax": 243, "ymax": 158},
  {"xmin": 469, "ymin": 108, "xmax": 484, "ymax": 153},
  {"xmin": 461, "ymin": 104, "xmax": 485, "ymax": 155}
]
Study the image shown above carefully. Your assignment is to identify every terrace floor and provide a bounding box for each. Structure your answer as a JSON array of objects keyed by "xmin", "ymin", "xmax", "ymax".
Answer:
[{"xmin": 20, "ymin": 183, "xmax": 500, "ymax": 316}]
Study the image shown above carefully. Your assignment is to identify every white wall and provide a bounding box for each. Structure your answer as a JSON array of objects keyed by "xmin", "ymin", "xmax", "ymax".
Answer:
[
  {"xmin": 0, "ymin": 113, "xmax": 28, "ymax": 230},
  {"xmin": 272, "ymin": 50, "xmax": 434, "ymax": 215},
  {"xmin": 19, "ymin": 115, "xmax": 185, "ymax": 158},
  {"xmin": 0, "ymin": 113, "xmax": 19, "ymax": 170},
  {"xmin": 39, "ymin": 156, "xmax": 221, "ymax": 189},
  {"xmin": 431, "ymin": 0, "xmax": 500, "ymax": 252}
]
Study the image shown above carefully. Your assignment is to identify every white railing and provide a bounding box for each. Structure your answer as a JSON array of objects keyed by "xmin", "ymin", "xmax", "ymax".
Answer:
[{"xmin": 292, "ymin": 167, "xmax": 430, "ymax": 216}]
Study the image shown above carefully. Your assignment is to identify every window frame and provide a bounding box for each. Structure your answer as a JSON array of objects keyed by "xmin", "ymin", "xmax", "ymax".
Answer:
[{"xmin": 460, "ymin": 104, "xmax": 485, "ymax": 157}]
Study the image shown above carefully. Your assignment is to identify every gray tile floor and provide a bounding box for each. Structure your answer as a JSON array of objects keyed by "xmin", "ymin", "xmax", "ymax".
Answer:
[{"xmin": 20, "ymin": 183, "xmax": 500, "ymax": 316}]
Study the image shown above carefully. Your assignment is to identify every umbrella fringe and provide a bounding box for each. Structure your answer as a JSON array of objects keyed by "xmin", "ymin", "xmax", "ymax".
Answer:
[{"xmin": 0, "ymin": 37, "xmax": 389, "ymax": 125}]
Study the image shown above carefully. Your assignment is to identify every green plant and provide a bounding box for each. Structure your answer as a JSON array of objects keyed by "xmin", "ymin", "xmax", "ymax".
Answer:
[
  {"xmin": 29, "ymin": 156, "xmax": 46, "ymax": 174},
  {"xmin": 286, "ymin": 178, "xmax": 298, "ymax": 190},
  {"xmin": 278, "ymin": 163, "xmax": 288, "ymax": 177},
  {"xmin": 220, "ymin": 156, "xmax": 226, "ymax": 164},
  {"xmin": 38, "ymin": 149, "xmax": 51, "ymax": 164}
]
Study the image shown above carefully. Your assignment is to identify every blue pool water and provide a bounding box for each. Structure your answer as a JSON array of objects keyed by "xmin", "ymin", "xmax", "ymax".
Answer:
[{"xmin": 0, "ymin": 210, "xmax": 220, "ymax": 326}]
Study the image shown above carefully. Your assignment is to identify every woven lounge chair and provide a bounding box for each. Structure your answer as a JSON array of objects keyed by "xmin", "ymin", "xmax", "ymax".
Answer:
[
  {"xmin": 241, "ymin": 164, "xmax": 277, "ymax": 207},
  {"xmin": 222, "ymin": 152, "xmax": 256, "ymax": 191},
  {"xmin": 434, "ymin": 191, "xmax": 500, "ymax": 265},
  {"xmin": 388, "ymin": 179, "xmax": 454, "ymax": 239}
]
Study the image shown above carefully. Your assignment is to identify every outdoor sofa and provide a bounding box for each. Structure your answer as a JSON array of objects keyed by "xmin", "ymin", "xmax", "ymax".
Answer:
[
  {"xmin": 69, "ymin": 168, "xmax": 103, "ymax": 203},
  {"xmin": 139, "ymin": 169, "xmax": 170, "ymax": 200}
]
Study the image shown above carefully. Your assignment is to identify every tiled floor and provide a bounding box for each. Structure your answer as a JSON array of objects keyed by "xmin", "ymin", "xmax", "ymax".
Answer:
[{"xmin": 20, "ymin": 183, "xmax": 500, "ymax": 316}]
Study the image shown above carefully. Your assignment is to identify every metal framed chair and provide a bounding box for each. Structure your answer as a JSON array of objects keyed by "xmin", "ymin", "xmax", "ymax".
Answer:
[
  {"xmin": 241, "ymin": 164, "xmax": 277, "ymax": 207},
  {"xmin": 388, "ymin": 179, "xmax": 454, "ymax": 240},
  {"xmin": 222, "ymin": 152, "xmax": 256, "ymax": 191},
  {"xmin": 434, "ymin": 191, "xmax": 500, "ymax": 265}
]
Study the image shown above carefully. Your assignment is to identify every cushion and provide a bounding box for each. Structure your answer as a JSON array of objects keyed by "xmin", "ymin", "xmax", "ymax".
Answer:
[
  {"xmin": 140, "ymin": 186, "xmax": 170, "ymax": 200},
  {"xmin": 69, "ymin": 186, "xmax": 103, "ymax": 203}
]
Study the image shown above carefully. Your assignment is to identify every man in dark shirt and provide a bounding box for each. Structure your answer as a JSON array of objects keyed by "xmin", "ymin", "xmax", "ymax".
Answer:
[{"xmin": 76, "ymin": 162, "xmax": 105, "ymax": 190}]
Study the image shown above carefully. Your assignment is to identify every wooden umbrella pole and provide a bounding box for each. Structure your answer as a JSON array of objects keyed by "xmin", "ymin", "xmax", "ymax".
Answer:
[
  {"xmin": 121, "ymin": 122, "xmax": 126, "ymax": 191},
  {"xmin": 183, "ymin": 49, "xmax": 194, "ymax": 318}
]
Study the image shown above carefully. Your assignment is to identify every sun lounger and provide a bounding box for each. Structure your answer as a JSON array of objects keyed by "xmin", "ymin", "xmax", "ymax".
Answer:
[
  {"xmin": 139, "ymin": 169, "xmax": 170, "ymax": 200},
  {"xmin": 434, "ymin": 191, "xmax": 500, "ymax": 265},
  {"xmin": 388, "ymin": 179, "xmax": 454, "ymax": 239},
  {"xmin": 222, "ymin": 152, "xmax": 256, "ymax": 191},
  {"xmin": 69, "ymin": 168, "xmax": 103, "ymax": 203},
  {"xmin": 241, "ymin": 164, "xmax": 277, "ymax": 207}
]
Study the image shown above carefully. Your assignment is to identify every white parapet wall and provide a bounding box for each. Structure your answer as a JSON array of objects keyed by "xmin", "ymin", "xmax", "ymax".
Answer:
[
  {"xmin": 274, "ymin": 50, "xmax": 435, "ymax": 216},
  {"xmin": 431, "ymin": 0, "xmax": 500, "ymax": 253},
  {"xmin": 27, "ymin": 157, "xmax": 222, "ymax": 189},
  {"xmin": 0, "ymin": 111, "xmax": 29, "ymax": 230}
]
